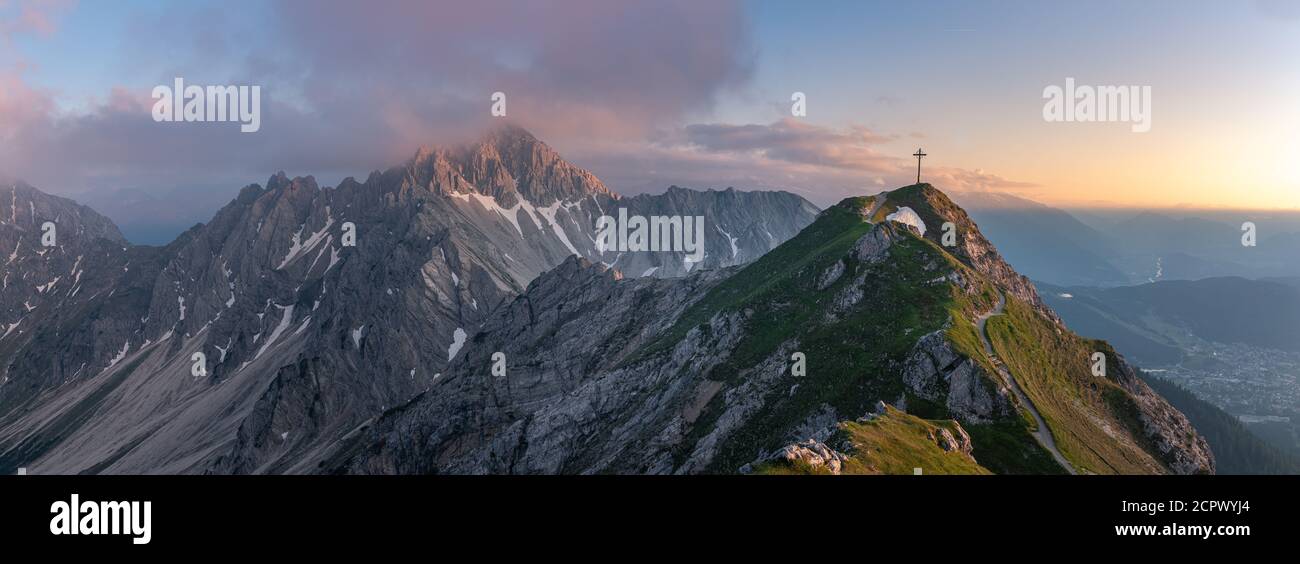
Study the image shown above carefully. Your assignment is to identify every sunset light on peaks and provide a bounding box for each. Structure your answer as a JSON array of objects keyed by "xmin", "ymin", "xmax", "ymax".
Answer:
[{"xmin": 1, "ymin": 1, "xmax": 1298, "ymax": 551}]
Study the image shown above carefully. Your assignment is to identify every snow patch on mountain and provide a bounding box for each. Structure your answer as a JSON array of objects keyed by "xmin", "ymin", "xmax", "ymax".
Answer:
[
  {"xmin": 107, "ymin": 340, "xmax": 130, "ymax": 368},
  {"xmin": 215, "ymin": 338, "xmax": 231, "ymax": 363},
  {"xmin": 448, "ymin": 327, "xmax": 467, "ymax": 361},
  {"xmin": 538, "ymin": 200, "xmax": 581, "ymax": 257},
  {"xmin": 277, "ymin": 213, "xmax": 336, "ymax": 270},
  {"xmin": 454, "ymin": 192, "xmax": 545, "ymax": 239},
  {"xmin": 2, "ymin": 319, "xmax": 21, "ymax": 339},
  {"xmin": 716, "ymin": 225, "xmax": 739, "ymax": 258},
  {"xmin": 254, "ymin": 304, "xmax": 294, "ymax": 360},
  {"xmin": 886, "ymin": 206, "xmax": 927, "ymax": 236}
]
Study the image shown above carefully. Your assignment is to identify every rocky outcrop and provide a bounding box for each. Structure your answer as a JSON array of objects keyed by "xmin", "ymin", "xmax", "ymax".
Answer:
[
  {"xmin": 901, "ymin": 331, "xmax": 1012, "ymax": 423},
  {"xmin": 931, "ymin": 424, "xmax": 975, "ymax": 459},
  {"xmin": 889, "ymin": 184, "xmax": 1062, "ymax": 326},
  {"xmin": 852, "ymin": 221, "xmax": 905, "ymax": 263},
  {"xmin": 815, "ymin": 260, "xmax": 845, "ymax": 290},
  {"xmin": 743, "ymin": 439, "xmax": 850, "ymax": 475},
  {"xmin": 1111, "ymin": 352, "xmax": 1216, "ymax": 474}
]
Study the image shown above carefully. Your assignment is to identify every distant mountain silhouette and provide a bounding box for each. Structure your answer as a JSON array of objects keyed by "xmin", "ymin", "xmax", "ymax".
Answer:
[
  {"xmin": 951, "ymin": 191, "xmax": 1129, "ymax": 287},
  {"xmin": 1040, "ymin": 277, "xmax": 1300, "ymax": 362}
]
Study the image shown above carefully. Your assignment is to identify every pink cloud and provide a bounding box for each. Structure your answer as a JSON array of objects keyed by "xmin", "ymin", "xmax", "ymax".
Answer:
[
  {"xmin": 575, "ymin": 119, "xmax": 1038, "ymax": 207},
  {"xmin": 3, "ymin": 0, "xmax": 755, "ymax": 193},
  {"xmin": 664, "ymin": 118, "xmax": 900, "ymax": 173},
  {"xmin": 0, "ymin": 0, "xmax": 1037, "ymax": 240},
  {"xmin": 0, "ymin": 0, "xmax": 75, "ymax": 45}
]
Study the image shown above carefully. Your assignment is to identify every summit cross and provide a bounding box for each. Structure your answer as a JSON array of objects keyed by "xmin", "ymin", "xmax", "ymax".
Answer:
[{"xmin": 913, "ymin": 148, "xmax": 927, "ymax": 184}]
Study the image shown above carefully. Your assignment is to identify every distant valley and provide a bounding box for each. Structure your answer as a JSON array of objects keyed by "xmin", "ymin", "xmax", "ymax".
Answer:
[
  {"xmin": 1038, "ymin": 277, "xmax": 1300, "ymax": 471},
  {"xmin": 955, "ymin": 192, "xmax": 1300, "ymax": 288}
]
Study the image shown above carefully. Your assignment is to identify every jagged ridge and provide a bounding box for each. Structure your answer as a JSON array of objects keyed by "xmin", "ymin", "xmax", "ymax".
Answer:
[
  {"xmin": 0, "ymin": 126, "xmax": 820, "ymax": 474},
  {"xmin": 329, "ymin": 184, "xmax": 1214, "ymax": 475}
]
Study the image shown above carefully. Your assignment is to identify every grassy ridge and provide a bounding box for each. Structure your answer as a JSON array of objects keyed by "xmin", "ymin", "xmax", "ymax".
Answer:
[
  {"xmin": 646, "ymin": 198, "xmax": 1054, "ymax": 473},
  {"xmin": 986, "ymin": 296, "xmax": 1165, "ymax": 474},
  {"xmin": 691, "ymin": 223, "xmax": 958, "ymax": 471},
  {"xmin": 754, "ymin": 406, "xmax": 992, "ymax": 475},
  {"xmin": 630, "ymin": 188, "xmax": 1158, "ymax": 474},
  {"xmin": 636, "ymin": 197, "xmax": 878, "ymax": 362}
]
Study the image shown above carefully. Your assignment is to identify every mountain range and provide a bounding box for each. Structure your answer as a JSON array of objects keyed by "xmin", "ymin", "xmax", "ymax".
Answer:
[
  {"xmin": 952, "ymin": 191, "xmax": 1130, "ymax": 287},
  {"xmin": 326, "ymin": 184, "xmax": 1212, "ymax": 475},
  {"xmin": 0, "ymin": 126, "xmax": 1213, "ymax": 475},
  {"xmin": 0, "ymin": 125, "xmax": 817, "ymax": 474},
  {"xmin": 956, "ymin": 192, "xmax": 1300, "ymax": 288}
]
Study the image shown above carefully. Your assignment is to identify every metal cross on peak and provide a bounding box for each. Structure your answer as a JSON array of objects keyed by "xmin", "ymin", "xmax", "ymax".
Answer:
[{"xmin": 913, "ymin": 148, "xmax": 927, "ymax": 184}]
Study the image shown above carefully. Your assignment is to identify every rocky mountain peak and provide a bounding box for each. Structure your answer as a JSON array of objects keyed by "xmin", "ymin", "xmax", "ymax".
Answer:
[
  {"xmin": 404, "ymin": 124, "xmax": 614, "ymax": 206},
  {"xmin": 526, "ymin": 255, "xmax": 621, "ymax": 294},
  {"xmin": 0, "ymin": 180, "xmax": 127, "ymax": 244},
  {"xmin": 0, "ymin": 131, "xmax": 821, "ymax": 474},
  {"xmin": 468, "ymin": 123, "xmax": 614, "ymax": 205},
  {"xmin": 850, "ymin": 183, "xmax": 1061, "ymax": 324}
]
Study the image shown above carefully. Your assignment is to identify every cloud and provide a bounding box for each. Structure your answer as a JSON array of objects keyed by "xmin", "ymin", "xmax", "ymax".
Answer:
[
  {"xmin": 2, "ymin": 0, "xmax": 753, "ymax": 178},
  {"xmin": 664, "ymin": 118, "xmax": 899, "ymax": 172},
  {"xmin": 578, "ymin": 120, "xmax": 1038, "ymax": 208},
  {"xmin": 260, "ymin": 0, "xmax": 754, "ymax": 144},
  {"xmin": 1, "ymin": 0, "xmax": 1037, "ymax": 241},
  {"xmin": 0, "ymin": 0, "xmax": 74, "ymax": 46},
  {"xmin": 926, "ymin": 168, "xmax": 1038, "ymax": 193},
  {"xmin": 3, "ymin": 0, "xmax": 754, "ymax": 161},
  {"xmin": 0, "ymin": 0, "xmax": 754, "ymax": 240}
]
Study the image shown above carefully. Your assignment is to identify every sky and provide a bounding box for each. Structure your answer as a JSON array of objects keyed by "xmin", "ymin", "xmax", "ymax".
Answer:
[{"xmin": 1, "ymin": 0, "xmax": 1298, "ymax": 243}]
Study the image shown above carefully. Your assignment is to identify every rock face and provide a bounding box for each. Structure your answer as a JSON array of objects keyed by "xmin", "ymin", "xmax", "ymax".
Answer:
[
  {"xmin": 326, "ymin": 255, "xmax": 739, "ymax": 474},
  {"xmin": 852, "ymin": 222, "xmax": 904, "ymax": 264},
  {"xmin": 1110, "ymin": 350, "xmax": 1216, "ymax": 474},
  {"xmin": 327, "ymin": 184, "xmax": 1216, "ymax": 476},
  {"xmin": 747, "ymin": 439, "xmax": 850, "ymax": 475},
  {"xmin": 881, "ymin": 186, "xmax": 1062, "ymax": 325},
  {"xmin": 902, "ymin": 330, "xmax": 1012, "ymax": 423},
  {"xmin": 932, "ymin": 425, "xmax": 974, "ymax": 458},
  {"xmin": 0, "ymin": 125, "xmax": 819, "ymax": 475},
  {"xmin": 0, "ymin": 181, "xmax": 145, "ymax": 414}
]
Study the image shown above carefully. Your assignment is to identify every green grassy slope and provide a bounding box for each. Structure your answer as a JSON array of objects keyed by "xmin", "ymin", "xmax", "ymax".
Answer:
[
  {"xmin": 986, "ymin": 296, "xmax": 1166, "ymax": 474},
  {"xmin": 635, "ymin": 185, "xmax": 1194, "ymax": 475},
  {"xmin": 755, "ymin": 406, "xmax": 992, "ymax": 475},
  {"xmin": 674, "ymin": 199, "xmax": 961, "ymax": 471},
  {"xmin": 639, "ymin": 194, "xmax": 1052, "ymax": 473}
]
